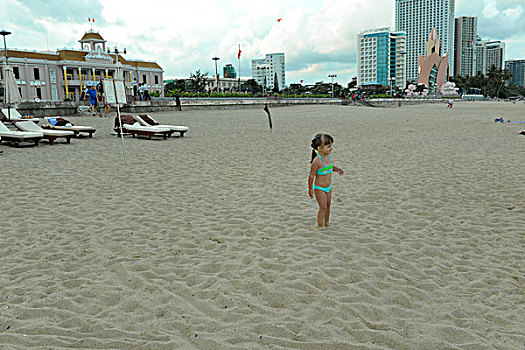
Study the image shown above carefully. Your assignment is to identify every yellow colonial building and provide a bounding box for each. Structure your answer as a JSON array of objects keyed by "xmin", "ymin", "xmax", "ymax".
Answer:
[{"xmin": 1, "ymin": 30, "xmax": 163, "ymax": 101}]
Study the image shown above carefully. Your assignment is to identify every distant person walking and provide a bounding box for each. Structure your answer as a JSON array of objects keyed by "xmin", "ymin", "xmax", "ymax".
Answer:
[
  {"xmin": 132, "ymin": 78, "xmax": 138, "ymax": 100},
  {"xmin": 447, "ymin": 98, "xmax": 454, "ymax": 108},
  {"xmin": 175, "ymin": 92, "xmax": 182, "ymax": 111},
  {"xmin": 87, "ymin": 85, "xmax": 98, "ymax": 115}
]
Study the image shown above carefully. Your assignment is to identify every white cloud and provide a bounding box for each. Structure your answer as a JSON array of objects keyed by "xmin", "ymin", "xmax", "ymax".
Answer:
[
  {"xmin": 7, "ymin": 0, "xmax": 523, "ymax": 84},
  {"xmin": 503, "ymin": 5, "xmax": 523, "ymax": 20},
  {"xmin": 482, "ymin": 0, "xmax": 500, "ymax": 18}
]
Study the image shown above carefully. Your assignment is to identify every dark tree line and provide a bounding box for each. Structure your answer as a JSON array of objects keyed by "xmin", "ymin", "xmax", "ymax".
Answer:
[{"xmin": 450, "ymin": 66, "xmax": 524, "ymax": 98}]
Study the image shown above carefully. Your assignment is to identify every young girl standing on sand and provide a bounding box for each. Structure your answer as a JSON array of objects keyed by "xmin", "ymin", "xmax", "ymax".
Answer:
[{"xmin": 308, "ymin": 133, "xmax": 344, "ymax": 228}]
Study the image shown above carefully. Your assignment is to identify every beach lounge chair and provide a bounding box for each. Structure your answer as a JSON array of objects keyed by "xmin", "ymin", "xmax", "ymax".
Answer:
[
  {"xmin": 114, "ymin": 115, "xmax": 173, "ymax": 140},
  {"xmin": 135, "ymin": 114, "xmax": 189, "ymax": 137},
  {"xmin": 42, "ymin": 117, "xmax": 96, "ymax": 138},
  {"xmin": 1, "ymin": 108, "xmax": 40, "ymax": 124},
  {"xmin": 15, "ymin": 121, "xmax": 74, "ymax": 144},
  {"xmin": 0, "ymin": 121, "xmax": 43, "ymax": 147}
]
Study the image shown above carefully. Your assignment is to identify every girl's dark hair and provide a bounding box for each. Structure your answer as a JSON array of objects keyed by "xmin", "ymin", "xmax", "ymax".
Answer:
[{"xmin": 310, "ymin": 133, "xmax": 334, "ymax": 163}]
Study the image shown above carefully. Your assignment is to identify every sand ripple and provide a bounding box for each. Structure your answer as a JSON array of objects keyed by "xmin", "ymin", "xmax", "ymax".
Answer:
[{"xmin": 1, "ymin": 102, "xmax": 524, "ymax": 348}]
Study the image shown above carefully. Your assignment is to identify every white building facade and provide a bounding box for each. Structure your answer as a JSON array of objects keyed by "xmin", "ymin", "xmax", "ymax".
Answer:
[
  {"xmin": 357, "ymin": 27, "xmax": 406, "ymax": 90},
  {"xmin": 395, "ymin": 0, "xmax": 455, "ymax": 82},
  {"xmin": 0, "ymin": 30, "xmax": 163, "ymax": 102},
  {"xmin": 475, "ymin": 38, "xmax": 505, "ymax": 75},
  {"xmin": 251, "ymin": 53, "xmax": 286, "ymax": 91}
]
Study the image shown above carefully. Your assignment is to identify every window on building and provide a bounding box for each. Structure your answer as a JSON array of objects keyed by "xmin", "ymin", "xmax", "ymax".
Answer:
[
  {"xmin": 34, "ymin": 68, "xmax": 40, "ymax": 80},
  {"xmin": 13, "ymin": 67, "xmax": 20, "ymax": 79},
  {"xmin": 36, "ymin": 87, "xmax": 42, "ymax": 99},
  {"xmin": 155, "ymin": 75, "xmax": 159, "ymax": 84},
  {"xmin": 143, "ymin": 74, "xmax": 147, "ymax": 83}
]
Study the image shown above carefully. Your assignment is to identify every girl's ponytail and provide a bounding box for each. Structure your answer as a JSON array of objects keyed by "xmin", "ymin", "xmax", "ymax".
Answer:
[
  {"xmin": 310, "ymin": 133, "xmax": 322, "ymax": 163},
  {"xmin": 310, "ymin": 149, "xmax": 317, "ymax": 163}
]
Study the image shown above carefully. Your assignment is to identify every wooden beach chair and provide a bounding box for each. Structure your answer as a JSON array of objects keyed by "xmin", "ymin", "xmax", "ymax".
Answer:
[
  {"xmin": 15, "ymin": 121, "xmax": 74, "ymax": 144},
  {"xmin": 42, "ymin": 117, "xmax": 96, "ymax": 138},
  {"xmin": 114, "ymin": 115, "xmax": 173, "ymax": 140},
  {"xmin": 135, "ymin": 114, "xmax": 189, "ymax": 137},
  {"xmin": 0, "ymin": 121, "xmax": 43, "ymax": 147},
  {"xmin": 1, "ymin": 108, "xmax": 40, "ymax": 124}
]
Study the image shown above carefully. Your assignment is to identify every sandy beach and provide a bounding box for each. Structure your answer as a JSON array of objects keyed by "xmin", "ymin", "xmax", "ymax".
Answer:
[{"xmin": 0, "ymin": 101, "xmax": 524, "ymax": 349}]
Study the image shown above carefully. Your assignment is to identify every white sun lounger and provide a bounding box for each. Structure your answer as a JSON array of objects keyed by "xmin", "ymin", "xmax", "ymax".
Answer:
[
  {"xmin": 16, "ymin": 121, "xmax": 74, "ymax": 144},
  {"xmin": 42, "ymin": 117, "xmax": 96, "ymax": 138},
  {"xmin": 0, "ymin": 121, "xmax": 43, "ymax": 147},
  {"xmin": 135, "ymin": 114, "xmax": 189, "ymax": 137},
  {"xmin": 114, "ymin": 115, "xmax": 173, "ymax": 140},
  {"xmin": 1, "ymin": 108, "xmax": 40, "ymax": 124}
]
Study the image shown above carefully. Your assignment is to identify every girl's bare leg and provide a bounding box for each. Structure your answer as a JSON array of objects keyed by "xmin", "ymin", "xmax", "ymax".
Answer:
[
  {"xmin": 324, "ymin": 190, "xmax": 332, "ymax": 226},
  {"xmin": 314, "ymin": 190, "xmax": 328, "ymax": 228}
]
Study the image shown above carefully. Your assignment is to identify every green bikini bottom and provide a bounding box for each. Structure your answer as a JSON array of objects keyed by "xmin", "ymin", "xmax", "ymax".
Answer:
[{"xmin": 313, "ymin": 184, "xmax": 332, "ymax": 193}]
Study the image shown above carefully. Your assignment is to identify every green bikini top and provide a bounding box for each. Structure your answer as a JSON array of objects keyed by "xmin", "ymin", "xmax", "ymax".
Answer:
[{"xmin": 316, "ymin": 154, "xmax": 333, "ymax": 176}]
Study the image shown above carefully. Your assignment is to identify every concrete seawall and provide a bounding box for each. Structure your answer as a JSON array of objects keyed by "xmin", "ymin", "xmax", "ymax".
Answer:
[{"xmin": 4, "ymin": 97, "xmax": 455, "ymax": 117}]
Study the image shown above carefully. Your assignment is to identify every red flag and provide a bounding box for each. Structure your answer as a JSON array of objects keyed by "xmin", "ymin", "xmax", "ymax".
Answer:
[
  {"xmin": 93, "ymin": 18, "xmax": 95, "ymax": 22},
  {"xmin": 237, "ymin": 46, "xmax": 242, "ymax": 60},
  {"xmin": 88, "ymin": 18, "xmax": 91, "ymax": 22},
  {"xmin": 277, "ymin": 18, "xmax": 282, "ymax": 23}
]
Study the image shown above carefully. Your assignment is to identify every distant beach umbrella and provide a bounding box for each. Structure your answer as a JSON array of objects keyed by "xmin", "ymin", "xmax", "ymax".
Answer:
[{"xmin": 2, "ymin": 65, "xmax": 22, "ymax": 120}]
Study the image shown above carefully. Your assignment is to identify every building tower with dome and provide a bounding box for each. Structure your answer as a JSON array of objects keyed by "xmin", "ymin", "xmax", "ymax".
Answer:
[{"xmin": 1, "ymin": 30, "xmax": 163, "ymax": 102}]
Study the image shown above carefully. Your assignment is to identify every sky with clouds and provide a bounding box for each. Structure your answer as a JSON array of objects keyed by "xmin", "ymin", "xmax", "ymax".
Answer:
[{"xmin": 1, "ymin": 0, "xmax": 524, "ymax": 85}]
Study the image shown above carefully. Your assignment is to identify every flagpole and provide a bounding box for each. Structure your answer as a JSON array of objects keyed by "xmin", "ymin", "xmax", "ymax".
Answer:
[{"xmin": 238, "ymin": 44, "xmax": 241, "ymax": 92}]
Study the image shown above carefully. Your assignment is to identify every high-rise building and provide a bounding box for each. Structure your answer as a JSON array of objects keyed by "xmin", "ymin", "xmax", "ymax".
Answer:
[
  {"xmin": 223, "ymin": 64, "xmax": 236, "ymax": 79},
  {"xmin": 357, "ymin": 27, "xmax": 406, "ymax": 90},
  {"xmin": 474, "ymin": 36, "xmax": 487, "ymax": 75},
  {"xmin": 485, "ymin": 41, "xmax": 505, "ymax": 71},
  {"xmin": 251, "ymin": 53, "xmax": 286, "ymax": 91},
  {"xmin": 395, "ymin": 0, "xmax": 455, "ymax": 82},
  {"xmin": 505, "ymin": 59, "xmax": 525, "ymax": 86},
  {"xmin": 475, "ymin": 38, "xmax": 505, "ymax": 74},
  {"xmin": 454, "ymin": 16, "xmax": 477, "ymax": 77}
]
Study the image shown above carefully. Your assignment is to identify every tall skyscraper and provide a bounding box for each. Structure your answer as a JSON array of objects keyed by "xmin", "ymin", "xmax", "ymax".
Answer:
[
  {"xmin": 395, "ymin": 0, "xmax": 455, "ymax": 82},
  {"xmin": 454, "ymin": 16, "xmax": 477, "ymax": 77},
  {"xmin": 251, "ymin": 53, "xmax": 286, "ymax": 91},
  {"xmin": 474, "ymin": 36, "xmax": 487, "ymax": 75},
  {"xmin": 485, "ymin": 41, "xmax": 505, "ymax": 71},
  {"xmin": 475, "ymin": 38, "xmax": 505, "ymax": 74},
  {"xmin": 505, "ymin": 60, "xmax": 525, "ymax": 87},
  {"xmin": 357, "ymin": 27, "xmax": 406, "ymax": 90}
]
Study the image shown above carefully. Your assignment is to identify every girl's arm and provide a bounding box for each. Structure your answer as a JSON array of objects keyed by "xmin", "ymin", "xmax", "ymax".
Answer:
[
  {"xmin": 308, "ymin": 162, "xmax": 318, "ymax": 198},
  {"xmin": 333, "ymin": 165, "xmax": 344, "ymax": 175}
]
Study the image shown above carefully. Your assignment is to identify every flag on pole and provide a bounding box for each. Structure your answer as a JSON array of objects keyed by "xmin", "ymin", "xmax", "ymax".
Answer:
[{"xmin": 237, "ymin": 44, "xmax": 242, "ymax": 60}]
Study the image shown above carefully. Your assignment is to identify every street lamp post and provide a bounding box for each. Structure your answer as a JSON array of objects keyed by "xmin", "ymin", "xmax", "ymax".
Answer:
[
  {"xmin": 212, "ymin": 57, "xmax": 220, "ymax": 93},
  {"xmin": 328, "ymin": 74, "xmax": 337, "ymax": 98},
  {"xmin": 1, "ymin": 30, "xmax": 12, "ymax": 66}
]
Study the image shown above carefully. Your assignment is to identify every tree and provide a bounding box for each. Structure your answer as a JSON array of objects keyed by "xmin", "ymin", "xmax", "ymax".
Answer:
[
  {"xmin": 347, "ymin": 76, "xmax": 357, "ymax": 90},
  {"xmin": 164, "ymin": 79, "xmax": 187, "ymax": 96},
  {"xmin": 241, "ymin": 79, "xmax": 262, "ymax": 93},
  {"xmin": 189, "ymin": 69, "xmax": 209, "ymax": 93},
  {"xmin": 273, "ymin": 73, "xmax": 280, "ymax": 93},
  {"xmin": 287, "ymin": 83, "xmax": 306, "ymax": 94}
]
